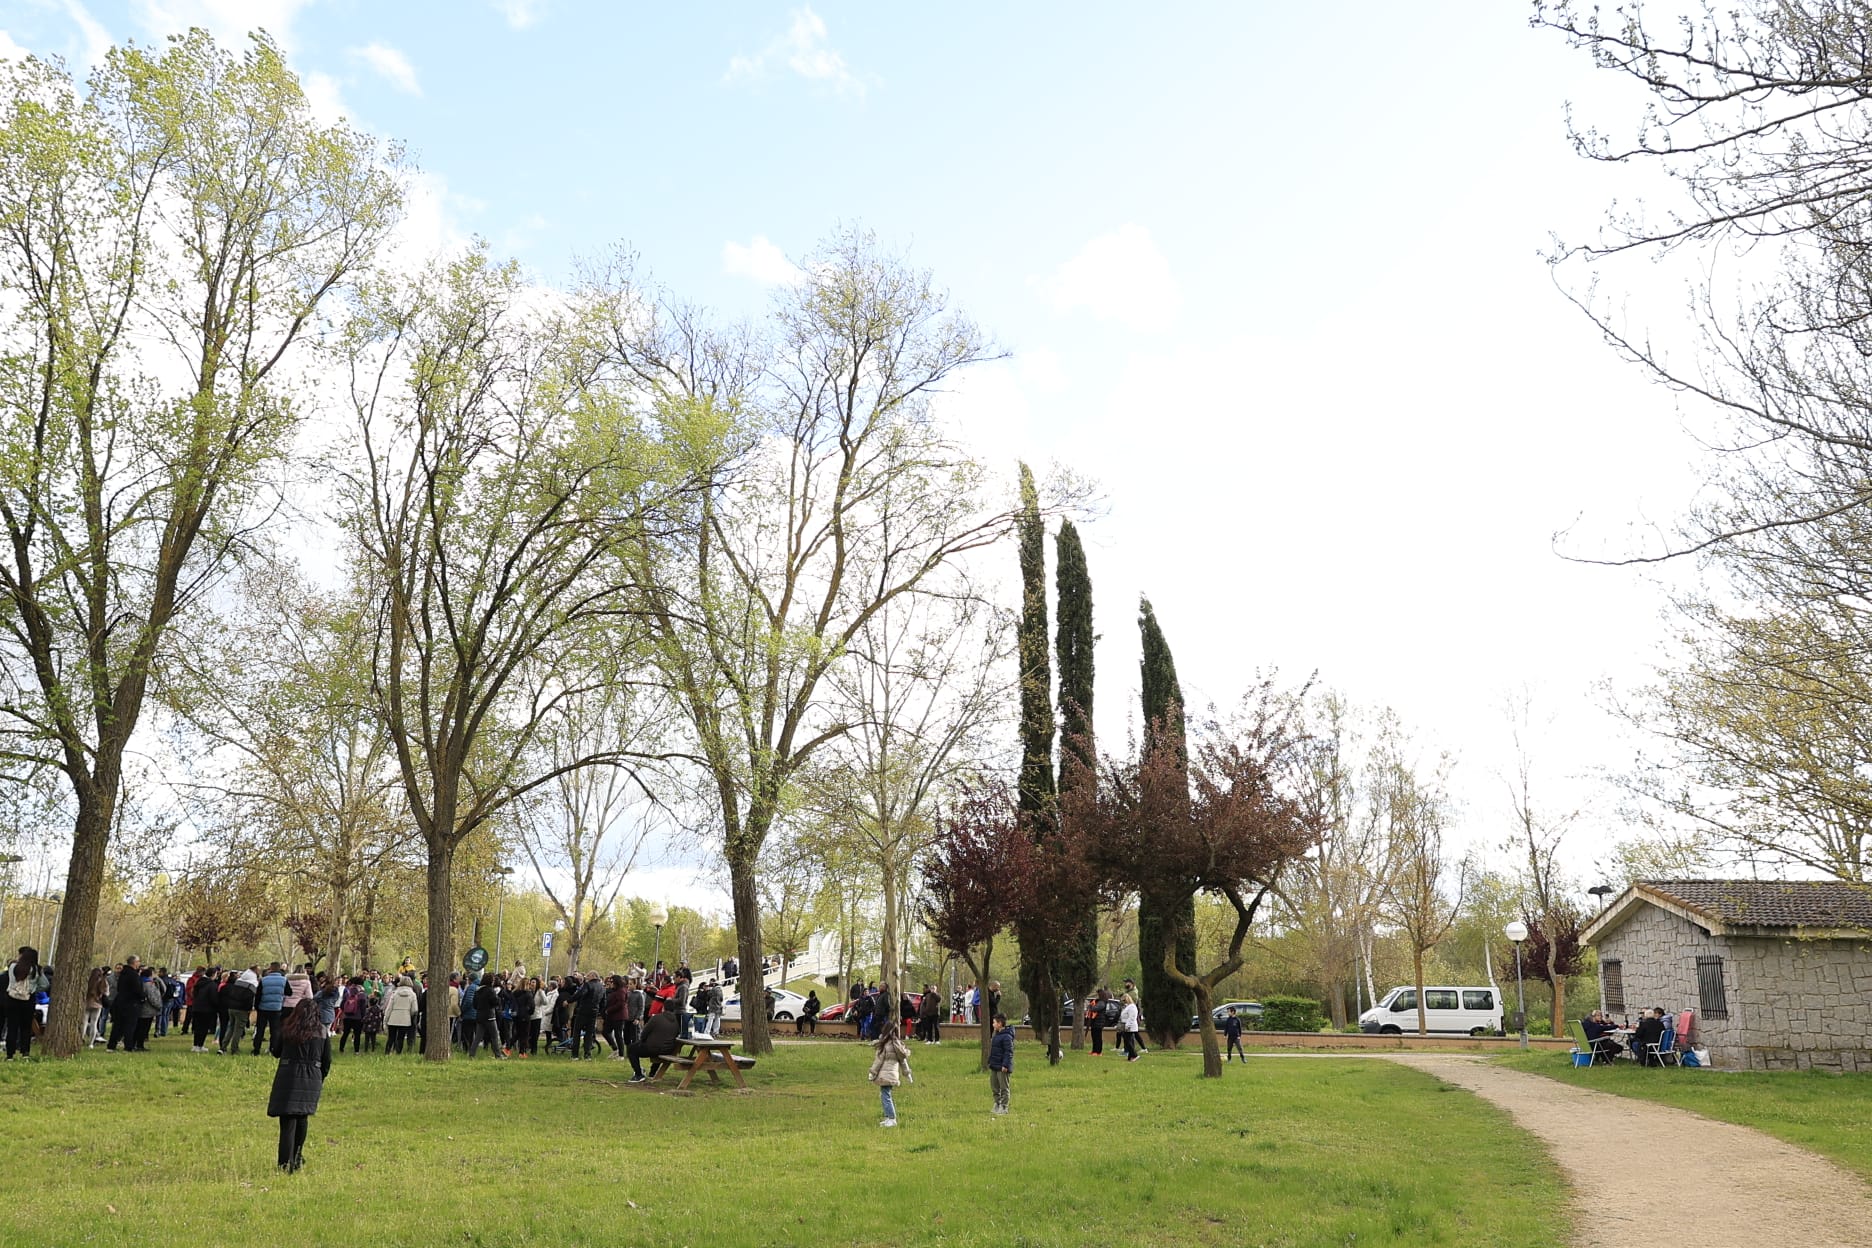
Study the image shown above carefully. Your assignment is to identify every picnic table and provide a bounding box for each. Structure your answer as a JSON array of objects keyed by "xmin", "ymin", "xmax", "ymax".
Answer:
[{"xmin": 646, "ymin": 1037, "xmax": 754, "ymax": 1090}]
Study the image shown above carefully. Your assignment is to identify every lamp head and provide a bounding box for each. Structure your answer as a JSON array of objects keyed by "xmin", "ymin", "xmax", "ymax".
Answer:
[
  {"xmin": 648, "ymin": 903, "xmax": 669, "ymax": 927},
  {"xmin": 1504, "ymin": 920, "xmax": 1529, "ymax": 943}
]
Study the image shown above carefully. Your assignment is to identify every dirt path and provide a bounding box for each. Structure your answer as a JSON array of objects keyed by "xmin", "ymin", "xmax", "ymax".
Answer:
[{"xmin": 1386, "ymin": 1055, "xmax": 1872, "ymax": 1248}]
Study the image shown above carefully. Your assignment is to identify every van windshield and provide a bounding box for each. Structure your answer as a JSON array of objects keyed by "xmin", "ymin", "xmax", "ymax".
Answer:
[{"xmin": 1390, "ymin": 990, "xmax": 1416, "ymax": 1012}]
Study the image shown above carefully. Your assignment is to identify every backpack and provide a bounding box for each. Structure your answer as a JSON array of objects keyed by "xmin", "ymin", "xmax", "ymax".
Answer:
[
  {"xmin": 1100, "ymin": 999, "xmax": 1121, "ymax": 1027},
  {"xmin": 5, "ymin": 969, "xmax": 32, "ymax": 1001}
]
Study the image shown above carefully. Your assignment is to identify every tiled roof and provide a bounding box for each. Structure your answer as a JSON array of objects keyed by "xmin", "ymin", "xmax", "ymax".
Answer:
[{"xmin": 1639, "ymin": 879, "xmax": 1872, "ymax": 930}]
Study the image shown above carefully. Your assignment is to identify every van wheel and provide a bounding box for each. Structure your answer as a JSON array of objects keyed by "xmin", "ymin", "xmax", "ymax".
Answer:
[
  {"xmin": 1470, "ymin": 1027, "xmax": 1487, "ymax": 1037},
  {"xmin": 1379, "ymin": 1025, "xmax": 1402, "ymax": 1035}
]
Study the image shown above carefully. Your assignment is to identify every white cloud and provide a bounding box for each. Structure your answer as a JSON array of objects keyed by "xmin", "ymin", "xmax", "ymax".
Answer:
[
  {"xmin": 722, "ymin": 235, "xmax": 803, "ymax": 286},
  {"xmin": 300, "ymin": 69, "xmax": 347, "ymax": 124},
  {"xmin": 132, "ymin": 0, "xmax": 313, "ymax": 52},
  {"xmin": 724, "ymin": 7, "xmax": 870, "ymax": 97},
  {"xmin": 1040, "ymin": 224, "xmax": 1181, "ymax": 332},
  {"xmin": 494, "ymin": 0, "xmax": 547, "ymax": 29},
  {"xmin": 62, "ymin": 0, "xmax": 113, "ymax": 69},
  {"xmin": 348, "ymin": 41, "xmax": 420, "ymax": 95},
  {"xmin": 0, "ymin": 29, "xmax": 30, "ymax": 62}
]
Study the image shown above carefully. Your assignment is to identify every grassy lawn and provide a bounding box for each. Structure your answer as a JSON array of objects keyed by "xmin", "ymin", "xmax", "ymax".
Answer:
[
  {"xmin": 2, "ymin": 1037, "xmax": 1567, "ymax": 1247},
  {"xmin": 1497, "ymin": 1050, "xmax": 1872, "ymax": 1184}
]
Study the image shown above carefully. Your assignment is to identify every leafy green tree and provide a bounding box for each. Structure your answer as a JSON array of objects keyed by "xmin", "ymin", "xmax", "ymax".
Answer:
[
  {"xmin": 0, "ymin": 33, "xmax": 401, "ymax": 1055},
  {"xmin": 1054, "ymin": 518, "xmax": 1099, "ymax": 1045},
  {"xmin": 1137, "ymin": 597, "xmax": 1196, "ymax": 1047},
  {"xmin": 1014, "ymin": 462, "xmax": 1065, "ymax": 1059},
  {"xmin": 339, "ymin": 248, "xmax": 678, "ymax": 1059}
]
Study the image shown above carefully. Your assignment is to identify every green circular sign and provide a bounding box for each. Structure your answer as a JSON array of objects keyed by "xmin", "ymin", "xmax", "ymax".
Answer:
[{"xmin": 462, "ymin": 945, "xmax": 488, "ymax": 973}]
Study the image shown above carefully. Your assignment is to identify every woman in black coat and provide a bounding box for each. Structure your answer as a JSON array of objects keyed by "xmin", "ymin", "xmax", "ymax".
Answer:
[{"xmin": 268, "ymin": 998, "xmax": 331, "ymax": 1173}]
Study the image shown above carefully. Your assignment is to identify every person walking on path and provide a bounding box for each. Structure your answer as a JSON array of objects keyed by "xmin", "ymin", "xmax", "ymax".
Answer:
[
  {"xmin": 251, "ymin": 963, "xmax": 288, "ymax": 1055},
  {"xmin": 987, "ymin": 1013, "xmax": 1014, "ymax": 1115},
  {"xmin": 869, "ymin": 1019, "xmax": 911, "ymax": 1127},
  {"xmin": 267, "ymin": 999, "xmax": 331, "ymax": 1174}
]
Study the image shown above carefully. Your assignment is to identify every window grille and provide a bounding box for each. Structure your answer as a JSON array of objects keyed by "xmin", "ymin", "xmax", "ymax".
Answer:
[
  {"xmin": 1696, "ymin": 956, "xmax": 1728, "ymax": 1020},
  {"xmin": 1602, "ymin": 960, "xmax": 1624, "ymax": 1014}
]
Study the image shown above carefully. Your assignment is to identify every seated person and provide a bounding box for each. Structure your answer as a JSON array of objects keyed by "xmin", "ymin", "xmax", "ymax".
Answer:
[
  {"xmin": 1580, "ymin": 1011, "xmax": 1623, "ymax": 1062},
  {"xmin": 1632, "ymin": 1007, "xmax": 1667, "ymax": 1065},
  {"xmin": 625, "ymin": 1008, "xmax": 682, "ymax": 1084}
]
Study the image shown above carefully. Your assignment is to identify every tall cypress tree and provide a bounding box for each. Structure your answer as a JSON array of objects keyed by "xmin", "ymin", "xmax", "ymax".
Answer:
[
  {"xmin": 1055, "ymin": 520, "xmax": 1099, "ymax": 1026},
  {"xmin": 1015, "ymin": 463, "xmax": 1055, "ymax": 818},
  {"xmin": 1137, "ymin": 596, "xmax": 1196, "ymax": 1047},
  {"xmin": 1013, "ymin": 463, "xmax": 1061, "ymax": 1057}
]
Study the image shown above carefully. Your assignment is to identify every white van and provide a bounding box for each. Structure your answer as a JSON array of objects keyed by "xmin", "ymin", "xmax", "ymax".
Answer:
[{"xmin": 1358, "ymin": 985, "xmax": 1502, "ymax": 1036}]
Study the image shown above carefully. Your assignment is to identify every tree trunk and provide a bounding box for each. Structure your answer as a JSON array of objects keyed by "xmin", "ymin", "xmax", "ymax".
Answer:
[
  {"xmin": 1192, "ymin": 980, "xmax": 1222, "ymax": 1077},
  {"xmin": 1552, "ymin": 977, "xmax": 1568, "ymax": 1035},
  {"xmin": 966, "ymin": 945, "xmax": 994, "ymax": 1072},
  {"xmin": 880, "ymin": 853, "xmax": 900, "ymax": 1014},
  {"xmin": 1327, "ymin": 978, "xmax": 1348, "ymax": 1030},
  {"xmin": 1413, "ymin": 946, "xmax": 1428, "ymax": 1036},
  {"xmin": 423, "ymin": 842, "xmax": 456, "ymax": 1061},
  {"xmin": 729, "ymin": 850, "xmax": 770, "ymax": 1055},
  {"xmin": 43, "ymin": 796, "xmax": 113, "ymax": 1057}
]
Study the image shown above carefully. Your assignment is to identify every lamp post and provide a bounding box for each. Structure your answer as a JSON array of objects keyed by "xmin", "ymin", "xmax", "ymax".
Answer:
[
  {"xmin": 1586, "ymin": 885, "xmax": 1615, "ymax": 1011},
  {"xmin": 491, "ymin": 866, "xmax": 515, "ymax": 975},
  {"xmin": 1505, "ymin": 920, "xmax": 1529, "ymax": 1050},
  {"xmin": 648, "ymin": 902, "xmax": 668, "ymax": 975}
]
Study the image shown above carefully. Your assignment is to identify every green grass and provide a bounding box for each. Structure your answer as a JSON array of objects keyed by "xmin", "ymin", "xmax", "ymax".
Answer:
[
  {"xmin": 1498, "ymin": 1050, "xmax": 1872, "ymax": 1183},
  {"xmin": 1, "ymin": 1037, "xmax": 1568, "ymax": 1247}
]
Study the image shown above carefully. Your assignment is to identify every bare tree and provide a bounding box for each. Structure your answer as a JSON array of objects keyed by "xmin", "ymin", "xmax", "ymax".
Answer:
[
  {"xmin": 514, "ymin": 681, "xmax": 669, "ymax": 972},
  {"xmin": 599, "ymin": 229, "xmax": 1033, "ymax": 1056},
  {"xmin": 1377, "ymin": 747, "xmax": 1467, "ymax": 1037},
  {"xmin": 0, "ymin": 35, "xmax": 401, "ymax": 1054},
  {"xmin": 1503, "ymin": 691, "xmax": 1585, "ymax": 1032}
]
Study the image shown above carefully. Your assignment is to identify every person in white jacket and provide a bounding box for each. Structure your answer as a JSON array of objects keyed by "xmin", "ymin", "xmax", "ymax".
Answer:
[
  {"xmin": 1118, "ymin": 994, "xmax": 1142, "ymax": 1062},
  {"xmin": 382, "ymin": 977, "xmax": 420, "ymax": 1055},
  {"xmin": 867, "ymin": 1020, "xmax": 911, "ymax": 1128}
]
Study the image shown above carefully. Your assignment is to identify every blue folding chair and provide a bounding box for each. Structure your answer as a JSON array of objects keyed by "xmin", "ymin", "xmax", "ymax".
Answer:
[{"xmin": 1647, "ymin": 1024, "xmax": 1680, "ymax": 1067}]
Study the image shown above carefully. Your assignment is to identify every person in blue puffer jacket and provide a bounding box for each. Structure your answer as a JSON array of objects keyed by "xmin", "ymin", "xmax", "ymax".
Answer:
[
  {"xmin": 251, "ymin": 963, "xmax": 289, "ymax": 1055},
  {"xmin": 988, "ymin": 1013, "xmax": 1014, "ymax": 1116}
]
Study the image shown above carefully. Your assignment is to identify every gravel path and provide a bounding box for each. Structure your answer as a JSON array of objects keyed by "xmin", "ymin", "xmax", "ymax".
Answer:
[{"xmin": 1386, "ymin": 1055, "xmax": 1872, "ymax": 1248}]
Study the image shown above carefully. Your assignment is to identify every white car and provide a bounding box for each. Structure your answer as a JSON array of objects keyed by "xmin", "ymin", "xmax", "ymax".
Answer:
[{"xmin": 721, "ymin": 987, "xmax": 807, "ymax": 1022}]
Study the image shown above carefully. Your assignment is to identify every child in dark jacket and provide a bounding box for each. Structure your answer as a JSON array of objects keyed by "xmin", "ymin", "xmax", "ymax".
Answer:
[
  {"xmin": 1222, "ymin": 1007, "xmax": 1246, "ymax": 1063},
  {"xmin": 988, "ymin": 1013, "xmax": 1014, "ymax": 1115}
]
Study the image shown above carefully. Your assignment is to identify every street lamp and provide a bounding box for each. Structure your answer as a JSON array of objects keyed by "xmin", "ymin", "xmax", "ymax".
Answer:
[
  {"xmin": 648, "ymin": 902, "xmax": 668, "ymax": 974},
  {"xmin": 491, "ymin": 867, "xmax": 515, "ymax": 974},
  {"xmin": 1504, "ymin": 920, "xmax": 1529, "ymax": 1051},
  {"xmin": 1586, "ymin": 885, "xmax": 1615, "ymax": 1011}
]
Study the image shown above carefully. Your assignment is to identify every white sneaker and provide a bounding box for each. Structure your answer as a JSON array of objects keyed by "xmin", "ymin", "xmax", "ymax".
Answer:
[{"xmin": 880, "ymin": 1119, "xmax": 897, "ymax": 1128}]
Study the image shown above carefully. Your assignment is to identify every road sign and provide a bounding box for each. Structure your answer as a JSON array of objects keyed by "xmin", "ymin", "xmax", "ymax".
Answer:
[
  {"xmin": 462, "ymin": 945, "xmax": 488, "ymax": 973},
  {"xmin": 541, "ymin": 931, "xmax": 553, "ymax": 956}
]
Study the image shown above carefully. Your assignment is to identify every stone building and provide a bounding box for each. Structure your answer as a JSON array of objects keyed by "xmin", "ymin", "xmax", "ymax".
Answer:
[{"xmin": 1581, "ymin": 880, "xmax": 1872, "ymax": 1072}]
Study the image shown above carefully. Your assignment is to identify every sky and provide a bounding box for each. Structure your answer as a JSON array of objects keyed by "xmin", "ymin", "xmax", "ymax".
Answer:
[{"xmin": 0, "ymin": 1, "xmax": 1716, "ymax": 913}]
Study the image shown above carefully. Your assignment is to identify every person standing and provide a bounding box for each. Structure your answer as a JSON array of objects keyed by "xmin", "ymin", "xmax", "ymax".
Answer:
[
  {"xmin": 219, "ymin": 970, "xmax": 257, "ymax": 1055},
  {"xmin": 267, "ymin": 999, "xmax": 332, "ymax": 1174},
  {"xmin": 4, "ymin": 947, "xmax": 47, "ymax": 1059},
  {"xmin": 1222, "ymin": 1006, "xmax": 1246, "ymax": 1063},
  {"xmin": 868, "ymin": 1019, "xmax": 910, "ymax": 1128},
  {"xmin": 918, "ymin": 985, "xmax": 940, "ymax": 1044},
  {"xmin": 382, "ymin": 976, "xmax": 418, "ymax": 1055},
  {"xmin": 987, "ymin": 1013, "xmax": 1014, "ymax": 1115},
  {"xmin": 189, "ymin": 971, "xmax": 221, "ymax": 1053},
  {"xmin": 471, "ymin": 974, "xmax": 504, "ymax": 1059},
  {"xmin": 1085, "ymin": 992, "xmax": 1105, "ymax": 1057},
  {"xmin": 106, "ymin": 956, "xmax": 141, "ymax": 1052},
  {"xmin": 1118, "ymin": 993, "xmax": 1141, "ymax": 1062},
  {"xmin": 133, "ymin": 967, "xmax": 162, "ymax": 1050},
  {"xmin": 251, "ymin": 963, "xmax": 288, "ymax": 1056},
  {"xmin": 83, "ymin": 966, "xmax": 109, "ymax": 1048},
  {"xmin": 312, "ymin": 974, "xmax": 341, "ymax": 1036}
]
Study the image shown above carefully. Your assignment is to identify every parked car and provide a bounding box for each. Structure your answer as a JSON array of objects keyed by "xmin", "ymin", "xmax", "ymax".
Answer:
[
  {"xmin": 721, "ymin": 987, "xmax": 807, "ymax": 1022},
  {"xmin": 1021, "ymin": 996, "xmax": 1080, "ymax": 1027},
  {"xmin": 1358, "ymin": 985, "xmax": 1502, "ymax": 1036},
  {"xmin": 818, "ymin": 990, "xmax": 922, "ymax": 1024},
  {"xmin": 1190, "ymin": 1001, "xmax": 1264, "ymax": 1030}
]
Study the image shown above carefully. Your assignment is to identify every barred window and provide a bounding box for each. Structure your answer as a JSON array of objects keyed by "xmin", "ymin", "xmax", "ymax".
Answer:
[
  {"xmin": 1603, "ymin": 960, "xmax": 1625, "ymax": 1014},
  {"xmin": 1696, "ymin": 956, "xmax": 1728, "ymax": 1020}
]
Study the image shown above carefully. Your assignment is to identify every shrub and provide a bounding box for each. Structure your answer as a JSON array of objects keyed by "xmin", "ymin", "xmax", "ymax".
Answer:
[{"xmin": 1260, "ymin": 995, "xmax": 1325, "ymax": 1033}]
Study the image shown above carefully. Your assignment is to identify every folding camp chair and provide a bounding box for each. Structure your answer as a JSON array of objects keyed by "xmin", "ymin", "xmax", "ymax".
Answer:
[{"xmin": 1647, "ymin": 1023, "xmax": 1680, "ymax": 1067}]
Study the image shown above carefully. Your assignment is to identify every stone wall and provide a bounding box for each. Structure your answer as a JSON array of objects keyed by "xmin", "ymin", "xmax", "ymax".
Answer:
[{"xmin": 1596, "ymin": 902, "xmax": 1872, "ymax": 1072}]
